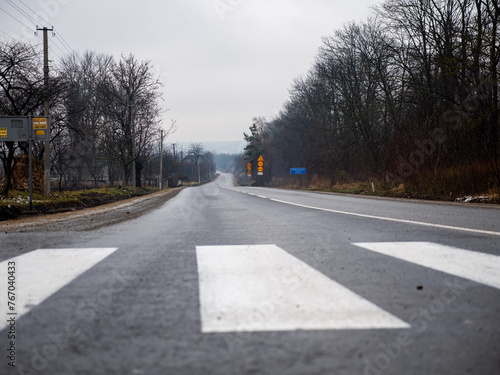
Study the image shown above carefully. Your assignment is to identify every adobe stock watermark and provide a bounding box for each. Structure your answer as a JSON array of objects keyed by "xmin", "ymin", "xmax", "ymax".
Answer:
[
  {"xmin": 386, "ymin": 128, "xmax": 448, "ymax": 182},
  {"xmin": 213, "ymin": 0, "xmax": 244, "ymax": 21},
  {"xmin": 16, "ymin": 270, "xmax": 131, "ymax": 375},
  {"xmin": 387, "ymin": 81, "xmax": 496, "ymax": 183},
  {"xmin": 12, "ymin": 0, "xmax": 72, "ymax": 40},
  {"xmin": 363, "ymin": 278, "xmax": 469, "ymax": 375},
  {"xmin": 222, "ymin": 267, "xmax": 303, "ymax": 353}
]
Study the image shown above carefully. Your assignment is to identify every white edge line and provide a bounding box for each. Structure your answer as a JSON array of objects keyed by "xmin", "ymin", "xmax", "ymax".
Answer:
[{"xmin": 269, "ymin": 199, "xmax": 500, "ymax": 237}]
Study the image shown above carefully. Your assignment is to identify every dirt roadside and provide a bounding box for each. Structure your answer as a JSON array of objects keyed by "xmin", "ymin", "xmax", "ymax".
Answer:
[{"xmin": 0, "ymin": 187, "xmax": 184, "ymax": 232}]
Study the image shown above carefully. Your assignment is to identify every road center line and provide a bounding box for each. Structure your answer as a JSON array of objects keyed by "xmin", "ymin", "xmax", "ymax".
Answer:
[
  {"xmin": 269, "ymin": 198, "xmax": 500, "ymax": 237},
  {"xmin": 353, "ymin": 242, "xmax": 500, "ymax": 290}
]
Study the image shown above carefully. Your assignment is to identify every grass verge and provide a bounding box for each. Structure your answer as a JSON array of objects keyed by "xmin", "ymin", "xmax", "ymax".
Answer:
[{"xmin": 0, "ymin": 187, "xmax": 160, "ymax": 221}]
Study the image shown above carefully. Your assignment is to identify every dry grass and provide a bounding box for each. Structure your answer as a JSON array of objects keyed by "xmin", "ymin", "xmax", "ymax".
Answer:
[
  {"xmin": 269, "ymin": 162, "xmax": 499, "ymax": 203},
  {"xmin": 404, "ymin": 161, "xmax": 499, "ymax": 199}
]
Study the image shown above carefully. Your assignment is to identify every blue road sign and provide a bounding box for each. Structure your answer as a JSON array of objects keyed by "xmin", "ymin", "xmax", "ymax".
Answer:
[{"xmin": 290, "ymin": 168, "xmax": 306, "ymax": 175}]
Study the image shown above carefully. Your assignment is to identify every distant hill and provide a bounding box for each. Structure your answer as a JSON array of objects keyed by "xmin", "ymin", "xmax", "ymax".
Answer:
[{"xmin": 175, "ymin": 141, "xmax": 246, "ymax": 155}]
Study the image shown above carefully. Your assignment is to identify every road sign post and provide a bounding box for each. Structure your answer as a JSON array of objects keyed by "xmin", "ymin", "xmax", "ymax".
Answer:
[
  {"xmin": 257, "ymin": 155, "xmax": 264, "ymax": 176},
  {"xmin": 0, "ymin": 117, "xmax": 51, "ymax": 142},
  {"xmin": 0, "ymin": 117, "xmax": 30, "ymax": 141},
  {"xmin": 0, "ymin": 116, "xmax": 50, "ymax": 208},
  {"xmin": 290, "ymin": 168, "xmax": 306, "ymax": 175}
]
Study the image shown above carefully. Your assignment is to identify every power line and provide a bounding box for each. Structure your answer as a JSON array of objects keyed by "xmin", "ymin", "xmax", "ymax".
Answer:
[
  {"xmin": 16, "ymin": 0, "xmax": 52, "ymax": 30},
  {"xmin": 5, "ymin": 0, "xmax": 39, "ymax": 26},
  {"xmin": 0, "ymin": 6, "xmax": 33, "ymax": 30},
  {"xmin": 52, "ymin": 36, "xmax": 71, "ymax": 56},
  {"xmin": 54, "ymin": 31, "xmax": 74, "ymax": 54},
  {"xmin": 49, "ymin": 46, "xmax": 62, "ymax": 62},
  {"xmin": 0, "ymin": 29, "xmax": 11, "ymax": 43},
  {"xmin": 4, "ymin": 0, "xmax": 77, "ymax": 57},
  {"xmin": 33, "ymin": 29, "xmax": 61, "ymax": 62},
  {"xmin": 17, "ymin": 0, "xmax": 39, "ymax": 18},
  {"xmin": 31, "ymin": 37, "xmax": 44, "ymax": 52},
  {"xmin": 50, "ymin": 39, "xmax": 66, "ymax": 58}
]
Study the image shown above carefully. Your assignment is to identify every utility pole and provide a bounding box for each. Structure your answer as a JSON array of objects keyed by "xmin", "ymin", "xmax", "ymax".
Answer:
[
  {"xmin": 130, "ymin": 102, "xmax": 136, "ymax": 194},
  {"xmin": 159, "ymin": 130, "xmax": 164, "ymax": 190},
  {"xmin": 197, "ymin": 159, "xmax": 201, "ymax": 184},
  {"xmin": 37, "ymin": 26, "xmax": 53, "ymax": 197}
]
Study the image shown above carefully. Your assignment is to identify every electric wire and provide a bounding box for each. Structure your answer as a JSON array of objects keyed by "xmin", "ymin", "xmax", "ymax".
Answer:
[
  {"xmin": 54, "ymin": 32, "xmax": 74, "ymax": 54},
  {"xmin": 17, "ymin": 0, "xmax": 40, "ymax": 19},
  {"xmin": 2, "ymin": 0, "xmax": 76, "ymax": 61},
  {"xmin": 0, "ymin": 29, "xmax": 11, "ymax": 43},
  {"xmin": 0, "ymin": 6, "xmax": 33, "ymax": 30},
  {"xmin": 18, "ymin": 0, "xmax": 77, "ymax": 56},
  {"xmin": 49, "ymin": 46, "xmax": 62, "ymax": 62},
  {"xmin": 53, "ymin": 34, "xmax": 72, "ymax": 55},
  {"xmin": 6, "ymin": 0, "xmax": 39, "ymax": 26},
  {"xmin": 50, "ymin": 39, "xmax": 67, "ymax": 58}
]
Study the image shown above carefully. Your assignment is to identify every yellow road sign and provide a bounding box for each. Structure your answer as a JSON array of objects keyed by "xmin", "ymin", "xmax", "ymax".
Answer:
[
  {"xmin": 33, "ymin": 117, "xmax": 47, "ymax": 130},
  {"xmin": 258, "ymin": 155, "xmax": 264, "ymax": 162}
]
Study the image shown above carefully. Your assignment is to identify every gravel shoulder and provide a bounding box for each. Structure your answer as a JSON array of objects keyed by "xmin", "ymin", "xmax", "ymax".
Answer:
[{"xmin": 0, "ymin": 187, "xmax": 184, "ymax": 232}]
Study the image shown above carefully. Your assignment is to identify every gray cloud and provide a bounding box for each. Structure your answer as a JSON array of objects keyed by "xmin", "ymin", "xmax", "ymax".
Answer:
[{"xmin": 0, "ymin": 0, "xmax": 379, "ymax": 142}]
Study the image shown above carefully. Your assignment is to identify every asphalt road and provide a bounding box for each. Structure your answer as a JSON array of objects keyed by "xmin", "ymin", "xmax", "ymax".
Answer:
[{"xmin": 1, "ymin": 173, "xmax": 499, "ymax": 375}]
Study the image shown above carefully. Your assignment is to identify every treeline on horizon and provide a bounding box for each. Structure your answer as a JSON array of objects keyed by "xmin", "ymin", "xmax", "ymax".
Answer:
[
  {"xmin": 0, "ymin": 45, "xmax": 217, "ymax": 194},
  {"xmin": 243, "ymin": 0, "xmax": 499, "ymax": 197}
]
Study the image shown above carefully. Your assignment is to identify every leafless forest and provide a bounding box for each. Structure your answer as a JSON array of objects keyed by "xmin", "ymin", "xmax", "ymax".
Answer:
[
  {"xmin": 0, "ymin": 47, "xmax": 215, "ymax": 193},
  {"xmin": 1, "ymin": 0, "xmax": 499, "ymax": 197},
  {"xmin": 243, "ymin": 0, "xmax": 499, "ymax": 196}
]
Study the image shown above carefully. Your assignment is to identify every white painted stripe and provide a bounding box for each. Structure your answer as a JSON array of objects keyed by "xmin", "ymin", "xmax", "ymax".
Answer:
[
  {"xmin": 196, "ymin": 244, "xmax": 409, "ymax": 333},
  {"xmin": 270, "ymin": 198, "xmax": 500, "ymax": 237},
  {"xmin": 256, "ymin": 195, "xmax": 267, "ymax": 199},
  {"xmin": 353, "ymin": 242, "xmax": 500, "ymax": 290},
  {"xmin": 0, "ymin": 248, "xmax": 118, "ymax": 331}
]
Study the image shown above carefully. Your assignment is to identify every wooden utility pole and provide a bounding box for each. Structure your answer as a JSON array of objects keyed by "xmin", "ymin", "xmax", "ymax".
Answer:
[
  {"xmin": 37, "ymin": 26, "xmax": 53, "ymax": 197},
  {"xmin": 159, "ymin": 130, "xmax": 164, "ymax": 190},
  {"xmin": 130, "ymin": 103, "xmax": 136, "ymax": 194}
]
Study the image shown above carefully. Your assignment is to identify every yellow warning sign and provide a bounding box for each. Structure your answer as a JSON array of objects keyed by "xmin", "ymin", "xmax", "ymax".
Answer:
[
  {"xmin": 247, "ymin": 163, "xmax": 252, "ymax": 171},
  {"xmin": 258, "ymin": 155, "xmax": 264, "ymax": 162},
  {"xmin": 36, "ymin": 130, "xmax": 45, "ymax": 136},
  {"xmin": 33, "ymin": 117, "xmax": 47, "ymax": 130},
  {"xmin": 0, "ymin": 128, "xmax": 7, "ymax": 138}
]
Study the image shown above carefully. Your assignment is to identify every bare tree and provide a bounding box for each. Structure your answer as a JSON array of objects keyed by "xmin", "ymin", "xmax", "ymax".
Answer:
[
  {"xmin": 98, "ymin": 54, "xmax": 164, "ymax": 187},
  {"xmin": 0, "ymin": 40, "xmax": 61, "ymax": 194},
  {"xmin": 51, "ymin": 129, "xmax": 75, "ymax": 191},
  {"xmin": 244, "ymin": 0, "xmax": 499, "ymax": 195},
  {"xmin": 59, "ymin": 51, "xmax": 115, "ymax": 187},
  {"xmin": 202, "ymin": 151, "xmax": 216, "ymax": 180},
  {"xmin": 188, "ymin": 143, "xmax": 204, "ymax": 183}
]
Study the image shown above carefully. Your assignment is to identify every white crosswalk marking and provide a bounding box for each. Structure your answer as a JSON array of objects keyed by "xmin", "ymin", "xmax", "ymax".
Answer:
[
  {"xmin": 0, "ymin": 248, "xmax": 118, "ymax": 331},
  {"xmin": 353, "ymin": 242, "xmax": 500, "ymax": 290},
  {"xmin": 196, "ymin": 244, "xmax": 410, "ymax": 333}
]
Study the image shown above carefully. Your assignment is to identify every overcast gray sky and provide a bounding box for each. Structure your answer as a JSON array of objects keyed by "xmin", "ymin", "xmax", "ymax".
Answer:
[{"xmin": 1, "ymin": 0, "xmax": 381, "ymax": 143}]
